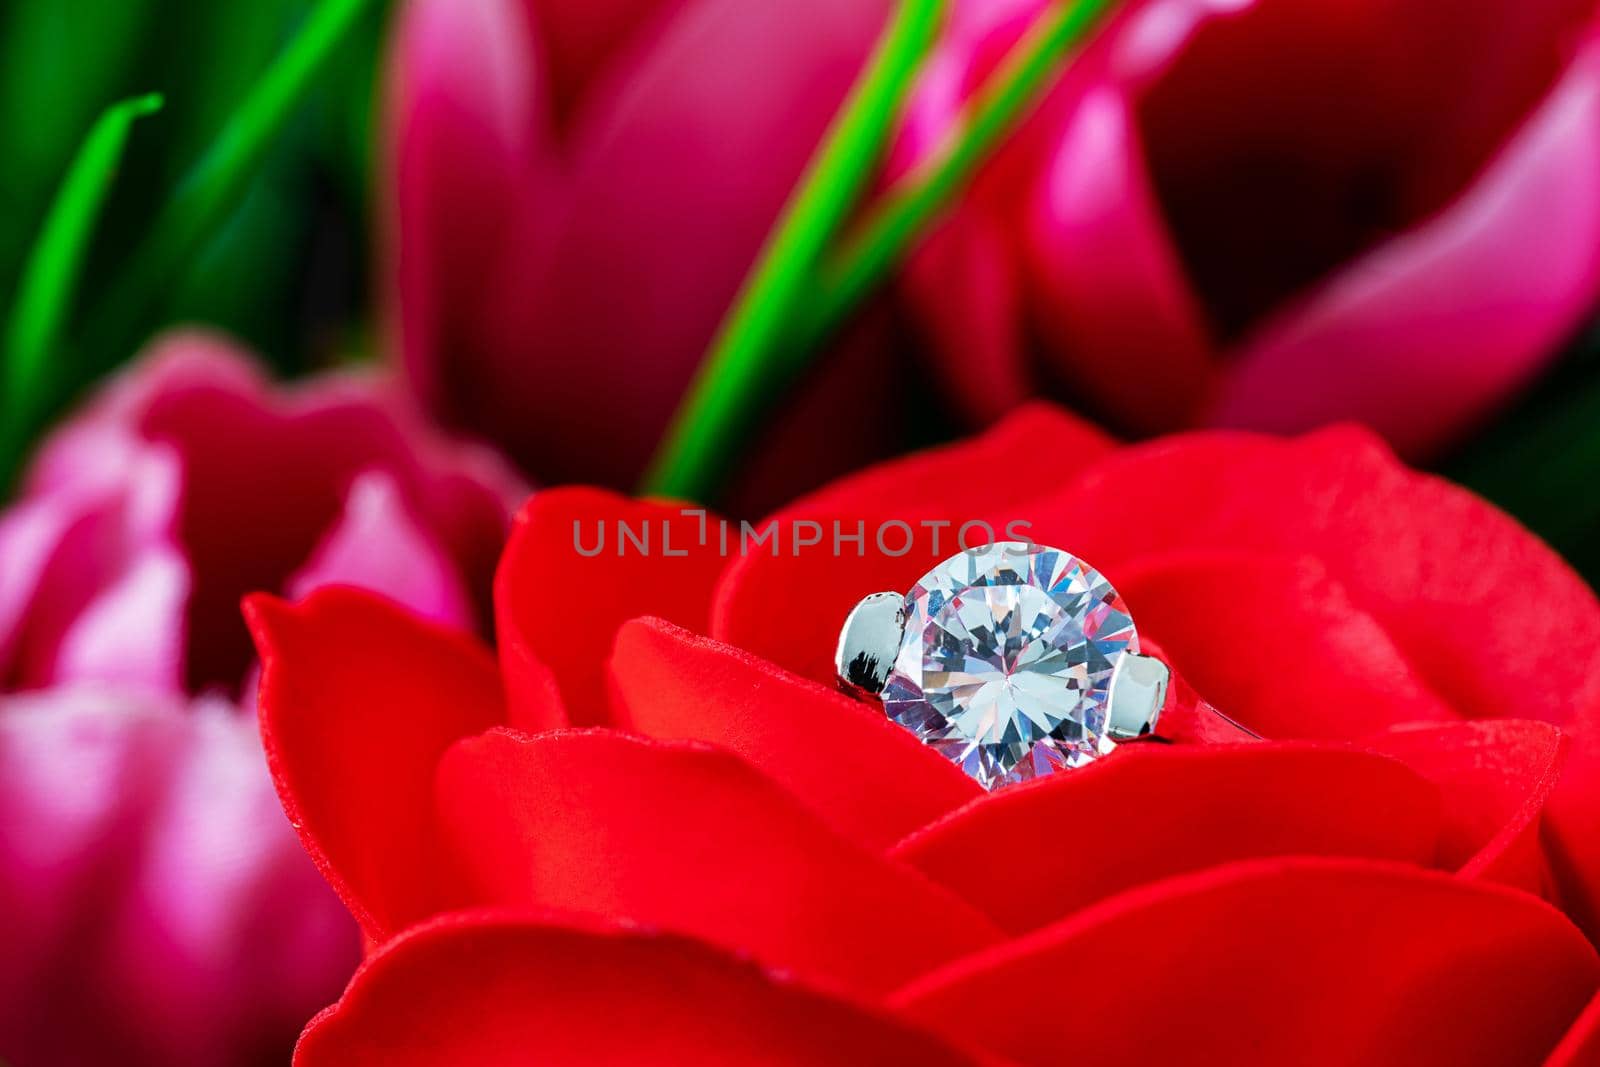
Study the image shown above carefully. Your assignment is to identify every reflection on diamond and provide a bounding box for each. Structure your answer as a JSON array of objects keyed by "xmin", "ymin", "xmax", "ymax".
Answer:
[{"xmin": 883, "ymin": 541, "xmax": 1137, "ymax": 790}]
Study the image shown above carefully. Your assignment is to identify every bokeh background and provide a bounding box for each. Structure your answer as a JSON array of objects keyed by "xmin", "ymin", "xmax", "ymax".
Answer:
[
  {"xmin": 0, "ymin": 0, "xmax": 377, "ymax": 374},
  {"xmin": 2, "ymin": 0, "xmax": 1598, "ymax": 560}
]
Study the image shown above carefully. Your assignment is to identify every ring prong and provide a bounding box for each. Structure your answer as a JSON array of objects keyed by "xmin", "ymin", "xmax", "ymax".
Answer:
[
  {"xmin": 835, "ymin": 592, "xmax": 906, "ymax": 697},
  {"xmin": 1107, "ymin": 652, "xmax": 1170, "ymax": 740}
]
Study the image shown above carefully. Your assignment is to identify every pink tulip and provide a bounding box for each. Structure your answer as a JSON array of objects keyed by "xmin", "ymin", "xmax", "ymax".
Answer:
[
  {"xmin": 0, "ymin": 690, "xmax": 352, "ymax": 1066},
  {"xmin": 383, "ymin": 0, "xmax": 906, "ymax": 498},
  {"xmin": 0, "ymin": 331, "xmax": 522, "ymax": 1066},
  {"xmin": 897, "ymin": 0, "xmax": 1600, "ymax": 456}
]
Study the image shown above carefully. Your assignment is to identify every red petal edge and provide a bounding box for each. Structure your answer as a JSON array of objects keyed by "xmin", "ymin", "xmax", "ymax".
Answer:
[
  {"xmin": 1364, "ymin": 720, "xmax": 1567, "ymax": 896},
  {"xmin": 295, "ymin": 910, "xmax": 989, "ymax": 1067},
  {"xmin": 609, "ymin": 617, "xmax": 981, "ymax": 849},
  {"xmin": 1545, "ymin": 985, "xmax": 1600, "ymax": 1067},
  {"xmin": 495, "ymin": 488, "xmax": 725, "ymax": 727},
  {"xmin": 892, "ymin": 858, "xmax": 1599, "ymax": 1067},
  {"xmin": 891, "ymin": 742, "xmax": 1440, "ymax": 935},
  {"xmin": 246, "ymin": 587, "xmax": 505, "ymax": 940},
  {"xmin": 432, "ymin": 727, "xmax": 1003, "ymax": 997},
  {"xmin": 711, "ymin": 403, "xmax": 1118, "ymax": 686}
]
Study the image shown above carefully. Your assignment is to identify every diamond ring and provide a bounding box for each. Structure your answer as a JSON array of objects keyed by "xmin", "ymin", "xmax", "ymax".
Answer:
[{"xmin": 836, "ymin": 541, "xmax": 1256, "ymax": 790}]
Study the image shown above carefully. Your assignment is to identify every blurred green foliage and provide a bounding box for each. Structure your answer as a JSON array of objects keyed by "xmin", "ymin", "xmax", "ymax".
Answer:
[
  {"xmin": 0, "ymin": 0, "xmax": 382, "ymax": 381},
  {"xmin": 1449, "ymin": 316, "xmax": 1600, "ymax": 583},
  {"xmin": 1, "ymin": 93, "xmax": 163, "ymax": 470}
]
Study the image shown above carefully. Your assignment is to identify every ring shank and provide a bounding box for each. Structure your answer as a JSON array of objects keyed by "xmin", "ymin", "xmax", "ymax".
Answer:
[{"xmin": 1152, "ymin": 679, "xmax": 1260, "ymax": 745}]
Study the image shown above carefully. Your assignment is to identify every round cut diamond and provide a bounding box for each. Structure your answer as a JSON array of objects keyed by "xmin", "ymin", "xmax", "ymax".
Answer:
[{"xmin": 882, "ymin": 541, "xmax": 1137, "ymax": 791}]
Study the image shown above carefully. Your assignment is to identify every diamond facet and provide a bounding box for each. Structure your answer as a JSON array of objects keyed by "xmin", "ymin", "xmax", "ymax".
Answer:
[{"xmin": 882, "ymin": 541, "xmax": 1138, "ymax": 790}]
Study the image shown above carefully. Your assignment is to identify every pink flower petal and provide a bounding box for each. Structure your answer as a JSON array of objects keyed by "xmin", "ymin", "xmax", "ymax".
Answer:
[
  {"xmin": 1020, "ymin": 86, "xmax": 1217, "ymax": 430},
  {"xmin": 383, "ymin": 0, "xmax": 551, "ymax": 418},
  {"xmin": 288, "ymin": 471, "xmax": 475, "ymax": 631},
  {"xmin": 0, "ymin": 445, "xmax": 188, "ymax": 695},
  {"xmin": 0, "ymin": 688, "xmax": 357, "ymax": 1067},
  {"xmin": 468, "ymin": 0, "xmax": 894, "ymax": 486},
  {"xmin": 21, "ymin": 331, "xmax": 519, "ymax": 692},
  {"xmin": 1210, "ymin": 34, "xmax": 1600, "ymax": 456}
]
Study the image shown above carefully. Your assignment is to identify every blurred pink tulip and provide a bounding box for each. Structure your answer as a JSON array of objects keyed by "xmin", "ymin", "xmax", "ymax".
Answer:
[
  {"xmin": 897, "ymin": 0, "xmax": 1600, "ymax": 456},
  {"xmin": 0, "ymin": 331, "xmax": 523, "ymax": 1066},
  {"xmin": 0, "ymin": 691, "xmax": 352, "ymax": 1066},
  {"xmin": 383, "ymin": 0, "xmax": 905, "ymax": 498}
]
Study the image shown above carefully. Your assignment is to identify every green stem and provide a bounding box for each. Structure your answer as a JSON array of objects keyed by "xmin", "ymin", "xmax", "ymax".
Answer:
[
  {"xmin": 807, "ymin": 0, "xmax": 1114, "ymax": 343},
  {"xmin": 81, "ymin": 0, "xmax": 379, "ymax": 363},
  {"xmin": 1, "ymin": 93, "xmax": 164, "ymax": 490},
  {"xmin": 641, "ymin": 0, "xmax": 1116, "ymax": 501},
  {"xmin": 639, "ymin": 0, "xmax": 948, "ymax": 499}
]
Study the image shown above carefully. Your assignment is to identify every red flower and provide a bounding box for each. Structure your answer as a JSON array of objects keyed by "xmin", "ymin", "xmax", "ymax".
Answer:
[{"xmin": 251, "ymin": 407, "xmax": 1600, "ymax": 1064}]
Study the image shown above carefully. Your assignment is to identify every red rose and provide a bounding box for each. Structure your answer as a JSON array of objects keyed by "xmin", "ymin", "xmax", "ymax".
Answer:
[{"xmin": 250, "ymin": 407, "xmax": 1600, "ymax": 1064}]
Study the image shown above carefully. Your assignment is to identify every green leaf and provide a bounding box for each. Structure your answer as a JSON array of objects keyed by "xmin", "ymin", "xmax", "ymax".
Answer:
[
  {"xmin": 0, "ymin": 0, "xmax": 154, "ymax": 278},
  {"xmin": 0, "ymin": 0, "xmax": 378, "ymax": 374},
  {"xmin": 0, "ymin": 92, "xmax": 164, "ymax": 489},
  {"xmin": 639, "ymin": 0, "xmax": 949, "ymax": 500},
  {"xmin": 157, "ymin": 0, "xmax": 382, "ymax": 369},
  {"xmin": 81, "ymin": 0, "xmax": 382, "ymax": 362},
  {"xmin": 808, "ymin": 0, "xmax": 1116, "ymax": 342},
  {"xmin": 640, "ymin": 0, "xmax": 1120, "ymax": 502},
  {"xmin": 174, "ymin": 0, "xmax": 321, "ymax": 160}
]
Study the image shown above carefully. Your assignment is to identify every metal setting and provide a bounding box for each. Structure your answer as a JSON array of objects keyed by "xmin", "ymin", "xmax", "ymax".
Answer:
[
  {"xmin": 834, "ymin": 591, "xmax": 906, "ymax": 697},
  {"xmin": 1106, "ymin": 652, "xmax": 1170, "ymax": 740},
  {"xmin": 833, "ymin": 541, "xmax": 1197, "ymax": 789}
]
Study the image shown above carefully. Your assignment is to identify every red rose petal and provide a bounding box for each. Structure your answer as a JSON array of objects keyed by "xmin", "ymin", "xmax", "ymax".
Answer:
[
  {"xmin": 712, "ymin": 404, "xmax": 1117, "ymax": 685},
  {"xmin": 891, "ymin": 744, "xmax": 1439, "ymax": 935},
  {"xmin": 893, "ymin": 858, "xmax": 1599, "ymax": 1067},
  {"xmin": 1553, "ymin": 742, "xmax": 1600, "ymax": 935},
  {"xmin": 495, "ymin": 488, "xmax": 725, "ymax": 726},
  {"xmin": 294, "ymin": 910, "xmax": 986, "ymax": 1067},
  {"xmin": 609, "ymin": 618, "xmax": 980, "ymax": 849},
  {"xmin": 246, "ymin": 588, "xmax": 505, "ymax": 939},
  {"xmin": 1115, "ymin": 551, "xmax": 1458, "ymax": 739},
  {"xmin": 1364, "ymin": 720, "xmax": 1566, "ymax": 895},
  {"xmin": 1011, "ymin": 425, "xmax": 1600, "ymax": 927},
  {"xmin": 1546, "ymin": 987, "xmax": 1600, "ymax": 1067},
  {"xmin": 433, "ymin": 729, "xmax": 1003, "ymax": 995},
  {"xmin": 1024, "ymin": 426, "xmax": 1600, "ymax": 730}
]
